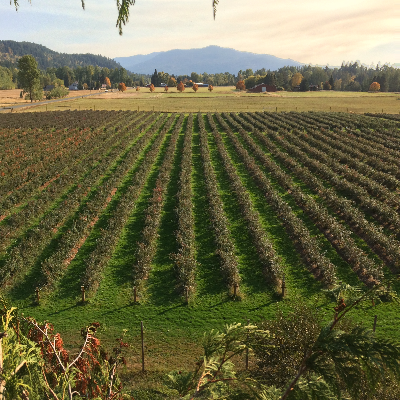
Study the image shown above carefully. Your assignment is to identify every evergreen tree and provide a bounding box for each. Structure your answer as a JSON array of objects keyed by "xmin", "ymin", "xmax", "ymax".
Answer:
[
  {"xmin": 376, "ymin": 74, "xmax": 388, "ymax": 92},
  {"xmin": 151, "ymin": 69, "xmax": 160, "ymax": 86},
  {"xmin": 299, "ymin": 77, "xmax": 309, "ymax": 91},
  {"xmin": 328, "ymin": 74, "xmax": 335, "ymax": 90},
  {"xmin": 265, "ymin": 72, "xmax": 277, "ymax": 86}
]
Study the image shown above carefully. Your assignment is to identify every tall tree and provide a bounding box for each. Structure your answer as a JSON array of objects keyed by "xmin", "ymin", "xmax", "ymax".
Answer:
[
  {"xmin": 167, "ymin": 76, "xmax": 177, "ymax": 87},
  {"xmin": 17, "ymin": 55, "xmax": 42, "ymax": 102},
  {"xmin": 328, "ymin": 74, "xmax": 335, "ymax": 90},
  {"xmin": 299, "ymin": 77, "xmax": 309, "ymax": 91},
  {"xmin": 0, "ymin": 66, "xmax": 15, "ymax": 89},
  {"xmin": 151, "ymin": 69, "xmax": 160, "ymax": 86},
  {"xmin": 290, "ymin": 72, "xmax": 303, "ymax": 88}
]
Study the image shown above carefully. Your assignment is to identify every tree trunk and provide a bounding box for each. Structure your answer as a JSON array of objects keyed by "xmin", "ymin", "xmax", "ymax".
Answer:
[{"xmin": 0, "ymin": 335, "xmax": 4, "ymax": 400}]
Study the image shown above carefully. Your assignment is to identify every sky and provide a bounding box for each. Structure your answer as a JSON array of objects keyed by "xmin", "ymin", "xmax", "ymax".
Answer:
[{"xmin": 1, "ymin": 0, "xmax": 399, "ymax": 67}]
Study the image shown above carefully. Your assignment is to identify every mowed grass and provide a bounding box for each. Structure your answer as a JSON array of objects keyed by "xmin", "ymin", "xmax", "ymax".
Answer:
[
  {"xmin": 13, "ymin": 86, "xmax": 400, "ymax": 114},
  {"xmin": 2, "ymin": 110, "xmax": 400, "ymax": 394}
]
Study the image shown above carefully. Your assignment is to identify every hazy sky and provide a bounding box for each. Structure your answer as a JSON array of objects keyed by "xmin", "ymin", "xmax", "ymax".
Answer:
[{"xmin": 1, "ymin": 0, "xmax": 399, "ymax": 66}]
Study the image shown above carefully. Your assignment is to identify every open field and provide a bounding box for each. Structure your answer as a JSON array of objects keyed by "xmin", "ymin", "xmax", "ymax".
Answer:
[
  {"xmin": 0, "ymin": 88, "xmax": 95, "ymax": 108},
  {"xmin": 2, "ymin": 86, "xmax": 400, "ymax": 113},
  {"xmin": 1, "ymin": 110, "xmax": 400, "ymax": 394}
]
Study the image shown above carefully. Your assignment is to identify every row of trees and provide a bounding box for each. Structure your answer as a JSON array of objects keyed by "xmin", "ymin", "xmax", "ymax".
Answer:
[
  {"xmin": 243, "ymin": 63, "xmax": 400, "ymax": 92},
  {"xmin": 11, "ymin": 55, "xmax": 130, "ymax": 102},
  {"xmin": 2, "ymin": 62, "xmax": 148, "ymax": 92},
  {"xmin": 3, "ymin": 58, "xmax": 400, "ymax": 93},
  {"xmin": 149, "ymin": 63, "xmax": 400, "ymax": 91},
  {"xmin": 150, "ymin": 68, "xmax": 238, "ymax": 87}
]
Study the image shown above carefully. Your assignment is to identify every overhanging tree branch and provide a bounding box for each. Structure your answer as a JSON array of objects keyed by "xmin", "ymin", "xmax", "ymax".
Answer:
[{"xmin": 12, "ymin": 0, "xmax": 220, "ymax": 34}]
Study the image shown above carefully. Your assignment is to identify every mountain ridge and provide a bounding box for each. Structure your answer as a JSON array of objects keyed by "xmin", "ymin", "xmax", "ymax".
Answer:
[
  {"xmin": 0, "ymin": 40, "xmax": 122, "ymax": 70},
  {"xmin": 114, "ymin": 45, "xmax": 303, "ymax": 75}
]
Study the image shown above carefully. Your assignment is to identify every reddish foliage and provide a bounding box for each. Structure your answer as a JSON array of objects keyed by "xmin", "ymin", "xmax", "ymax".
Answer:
[
  {"xmin": 118, "ymin": 82, "xmax": 127, "ymax": 92},
  {"xmin": 177, "ymin": 82, "xmax": 185, "ymax": 92},
  {"xmin": 236, "ymin": 80, "xmax": 246, "ymax": 91}
]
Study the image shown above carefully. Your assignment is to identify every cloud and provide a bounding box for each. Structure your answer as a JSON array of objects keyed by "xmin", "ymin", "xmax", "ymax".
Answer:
[{"xmin": 1, "ymin": 0, "xmax": 399, "ymax": 65}]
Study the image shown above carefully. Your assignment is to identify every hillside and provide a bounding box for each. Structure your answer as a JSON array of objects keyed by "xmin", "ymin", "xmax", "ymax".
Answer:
[
  {"xmin": 0, "ymin": 40, "xmax": 121, "ymax": 70},
  {"xmin": 114, "ymin": 45, "xmax": 303, "ymax": 75}
]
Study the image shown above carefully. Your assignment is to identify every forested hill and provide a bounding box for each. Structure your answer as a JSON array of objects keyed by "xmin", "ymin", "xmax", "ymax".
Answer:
[{"xmin": 0, "ymin": 40, "xmax": 121, "ymax": 70}]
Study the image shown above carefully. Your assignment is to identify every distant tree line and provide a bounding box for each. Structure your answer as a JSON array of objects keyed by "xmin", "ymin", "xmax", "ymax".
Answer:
[
  {"xmin": 1, "ymin": 63, "xmax": 149, "ymax": 91},
  {"xmin": 150, "ymin": 68, "xmax": 238, "ymax": 87},
  {"xmin": 241, "ymin": 63, "xmax": 400, "ymax": 92},
  {"xmin": 148, "ymin": 62, "xmax": 400, "ymax": 92},
  {"xmin": 2, "ymin": 56, "xmax": 400, "ymax": 92}
]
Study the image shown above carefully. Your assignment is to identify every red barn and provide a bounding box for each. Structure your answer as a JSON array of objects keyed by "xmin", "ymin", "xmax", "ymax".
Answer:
[{"xmin": 247, "ymin": 84, "xmax": 277, "ymax": 93}]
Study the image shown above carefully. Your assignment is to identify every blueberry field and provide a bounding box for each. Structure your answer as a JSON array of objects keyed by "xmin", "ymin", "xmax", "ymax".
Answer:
[{"xmin": 1, "ymin": 110, "xmax": 400, "ymax": 374}]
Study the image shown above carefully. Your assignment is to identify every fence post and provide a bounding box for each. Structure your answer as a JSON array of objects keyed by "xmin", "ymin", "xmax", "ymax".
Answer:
[
  {"xmin": 233, "ymin": 283, "xmax": 238, "ymax": 297},
  {"xmin": 245, "ymin": 319, "xmax": 249, "ymax": 370},
  {"xmin": 281, "ymin": 275, "xmax": 286, "ymax": 297},
  {"xmin": 35, "ymin": 287, "xmax": 40, "ymax": 305},
  {"xmin": 141, "ymin": 321, "xmax": 145, "ymax": 372},
  {"xmin": 0, "ymin": 331, "xmax": 7, "ymax": 400},
  {"xmin": 81, "ymin": 285, "xmax": 85, "ymax": 303}
]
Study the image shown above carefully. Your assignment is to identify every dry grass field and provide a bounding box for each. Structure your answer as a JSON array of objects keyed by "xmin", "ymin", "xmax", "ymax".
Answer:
[
  {"xmin": 0, "ymin": 88, "xmax": 95, "ymax": 108},
  {"xmin": 1, "ymin": 86, "xmax": 399, "ymax": 113}
]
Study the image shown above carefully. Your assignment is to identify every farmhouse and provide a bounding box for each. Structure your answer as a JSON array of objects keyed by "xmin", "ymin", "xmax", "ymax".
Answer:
[
  {"xmin": 247, "ymin": 83, "xmax": 277, "ymax": 93},
  {"xmin": 69, "ymin": 82, "xmax": 79, "ymax": 90}
]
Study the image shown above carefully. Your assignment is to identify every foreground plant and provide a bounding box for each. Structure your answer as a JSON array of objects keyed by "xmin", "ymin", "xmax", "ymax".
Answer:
[
  {"xmin": 256, "ymin": 281, "xmax": 400, "ymax": 400},
  {"xmin": 167, "ymin": 280, "xmax": 400, "ymax": 400},
  {"xmin": 0, "ymin": 298, "xmax": 130, "ymax": 399},
  {"xmin": 166, "ymin": 323, "xmax": 270, "ymax": 399}
]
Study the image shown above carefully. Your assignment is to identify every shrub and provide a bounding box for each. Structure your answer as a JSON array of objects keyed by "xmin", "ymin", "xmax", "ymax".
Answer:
[
  {"xmin": 177, "ymin": 82, "xmax": 185, "ymax": 92},
  {"xmin": 236, "ymin": 80, "xmax": 245, "ymax": 90},
  {"xmin": 45, "ymin": 85, "xmax": 69, "ymax": 100},
  {"xmin": 369, "ymin": 82, "xmax": 380, "ymax": 92},
  {"xmin": 118, "ymin": 82, "xmax": 127, "ymax": 92}
]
